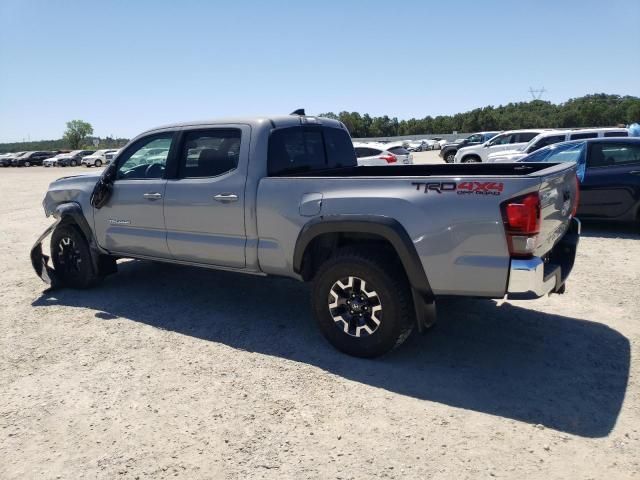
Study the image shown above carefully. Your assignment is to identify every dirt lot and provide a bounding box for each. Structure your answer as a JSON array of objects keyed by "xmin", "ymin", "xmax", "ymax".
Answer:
[{"xmin": 1, "ymin": 163, "xmax": 639, "ymax": 479}]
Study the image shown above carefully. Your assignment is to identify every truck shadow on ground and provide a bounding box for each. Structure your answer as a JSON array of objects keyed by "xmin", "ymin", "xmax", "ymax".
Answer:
[
  {"xmin": 32, "ymin": 260, "xmax": 629, "ymax": 439},
  {"xmin": 579, "ymin": 220, "xmax": 640, "ymax": 240}
]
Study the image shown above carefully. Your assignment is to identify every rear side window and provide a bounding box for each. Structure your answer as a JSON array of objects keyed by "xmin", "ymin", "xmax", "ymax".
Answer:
[
  {"xmin": 604, "ymin": 131, "xmax": 628, "ymax": 137},
  {"xmin": 530, "ymin": 135, "xmax": 566, "ymax": 152},
  {"xmin": 588, "ymin": 142, "xmax": 640, "ymax": 167},
  {"xmin": 570, "ymin": 132, "xmax": 598, "ymax": 140},
  {"xmin": 178, "ymin": 129, "xmax": 241, "ymax": 178},
  {"xmin": 517, "ymin": 132, "xmax": 539, "ymax": 142},
  {"xmin": 268, "ymin": 126, "xmax": 356, "ymax": 175}
]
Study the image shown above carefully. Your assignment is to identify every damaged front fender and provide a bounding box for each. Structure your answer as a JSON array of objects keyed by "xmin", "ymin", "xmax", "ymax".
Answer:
[{"xmin": 30, "ymin": 217, "xmax": 62, "ymax": 287}]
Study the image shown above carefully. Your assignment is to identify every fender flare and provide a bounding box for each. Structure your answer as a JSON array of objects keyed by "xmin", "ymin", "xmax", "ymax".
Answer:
[{"xmin": 293, "ymin": 215, "xmax": 433, "ymax": 298}]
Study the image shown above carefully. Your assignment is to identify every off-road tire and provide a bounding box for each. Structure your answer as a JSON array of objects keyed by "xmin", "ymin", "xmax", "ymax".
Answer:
[
  {"xmin": 311, "ymin": 247, "xmax": 414, "ymax": 358},
  {"xmin": 51, "ymin": 224, "xmax": 100, "ymax": 288}
]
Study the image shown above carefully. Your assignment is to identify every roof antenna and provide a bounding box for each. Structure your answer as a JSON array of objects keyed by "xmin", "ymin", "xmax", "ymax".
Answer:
[{"xmin": 290, "ymin": 108, "xmax": 306, "ymax": 116}]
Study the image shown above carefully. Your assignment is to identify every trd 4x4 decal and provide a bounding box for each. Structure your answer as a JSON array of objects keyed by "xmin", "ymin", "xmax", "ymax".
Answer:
[{"xmin": 412, "ymin": 181, "xmax": 504, "ymax": 196}]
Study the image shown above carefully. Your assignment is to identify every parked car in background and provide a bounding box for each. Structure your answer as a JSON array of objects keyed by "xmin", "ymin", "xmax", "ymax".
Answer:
[
  {"xmin": 519, "ymin": 137, "xmax": 640, "ymax": 223},
  {"xmin": 13, "ymin": 150, "xmax": 57, "ymax": 167},
  {"xmin": 44, "ymin": 150, "xmax": 95, "ymax": 167},
  {"xmin": 489, "ymin": 128, "xmax": 629, "ymax": 162},
  {"xmin": 81, "ymin": 149, "xmax": 120, "ymax": 167},
  {"xmin": 404, "ymin": 140, "xmax": 426, "ymax": 152},
  {"xmin": 439, "ymin": 132, "xmax": 499, "ymax": 163},
  {"xmin": 0, "ymin": 152, "xmax": 23, "ymax": 167},
  {"xmin": 353, "ymin": 142, "xmax": 413, "ymax": 165},
  {"xmin": 454, "ymin": 129, "xmax": 547, "ymax": 163}
]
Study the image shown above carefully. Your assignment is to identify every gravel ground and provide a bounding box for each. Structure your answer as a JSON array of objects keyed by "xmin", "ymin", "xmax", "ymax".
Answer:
[{"xmin": 1, "ymin": 163, "xmax": 639, "ymax": 479}]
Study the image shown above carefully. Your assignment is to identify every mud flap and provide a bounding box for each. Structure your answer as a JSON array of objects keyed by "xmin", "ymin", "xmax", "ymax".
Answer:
[{"xmin": 30, "ymin": 218, "xmax": 62, "ymax": 288}]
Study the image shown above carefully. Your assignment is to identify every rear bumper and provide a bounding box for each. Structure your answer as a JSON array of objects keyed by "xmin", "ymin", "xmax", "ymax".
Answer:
[{"xmin": 507, "ymin": 218, "xmax": 580, "ymax": 299}]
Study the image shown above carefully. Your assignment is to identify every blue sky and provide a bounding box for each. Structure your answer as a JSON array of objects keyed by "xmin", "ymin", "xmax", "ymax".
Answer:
[{"xmin": 0, "ymin": 0, "xmax": 639, "ymax": 142}]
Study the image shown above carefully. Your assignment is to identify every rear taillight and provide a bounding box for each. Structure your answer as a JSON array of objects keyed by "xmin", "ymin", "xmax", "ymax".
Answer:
[
  {"xmin": 501, "ymin": 192, "xmax": 541, "ymax": 258},
  {"xmin": 379, "ymin": 154, "xmax": 397, "ymax": 164},
  {"xmin": 572, "ymin": 174, "xmax": 580, "ymax": 217}
]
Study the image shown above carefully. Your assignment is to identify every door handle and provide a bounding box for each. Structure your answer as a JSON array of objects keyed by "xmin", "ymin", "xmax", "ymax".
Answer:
[
  {"xmin": 143, "ymin": 192, "xmax": 162, "ymax": 200},
  {"xmin": 213, "ymin": 193, "xmax": 238, "ymax": 203}
]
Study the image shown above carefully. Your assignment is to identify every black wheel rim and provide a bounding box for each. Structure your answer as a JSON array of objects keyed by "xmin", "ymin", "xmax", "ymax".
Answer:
[
  {"xmin": 56, "ymin": 236, "xmax": 82, "ymax": 274},
  {"xmin": 328, "ymin": 276, "xmax": 382, "ymax": 337}
]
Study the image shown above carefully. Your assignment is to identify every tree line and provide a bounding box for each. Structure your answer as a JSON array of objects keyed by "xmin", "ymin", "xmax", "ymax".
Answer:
[{"xmin": 320, "ymin": 93, "xmax": 640, "ymax": 138}]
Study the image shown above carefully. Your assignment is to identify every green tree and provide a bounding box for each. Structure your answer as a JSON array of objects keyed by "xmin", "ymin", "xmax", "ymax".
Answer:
[{"xmin": 63, "ymin": 120, "xmax": 94, "ymax": 149}]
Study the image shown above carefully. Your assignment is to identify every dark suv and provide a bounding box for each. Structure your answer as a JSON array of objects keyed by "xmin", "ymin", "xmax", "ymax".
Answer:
[
  {"xmin": 14, "ymin": 151, "xmax": 57, "ymax": 167},
  {"xmin": 439, "ymin": 132, "xmax": 499, "ymax": 163}
]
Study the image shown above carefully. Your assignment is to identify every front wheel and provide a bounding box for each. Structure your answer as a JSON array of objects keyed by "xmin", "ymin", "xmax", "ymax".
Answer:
[
  {"xmin": 311, "ymin": 248, "xmax": 414, "ymax": 357},
  {"xmin": 69, "ymin": 159, "xmax": 77, "ymax": 167},
  {"xmin": 95, "ymin": 159, "xmax": 102, "ymax": 167},
  {"xmin": 462, "ymin": 156, "xmax": 481, "ymax": 163},
  {"xmin": 51, "ymin": 224, "xmax": 101, "ymax": 288}
]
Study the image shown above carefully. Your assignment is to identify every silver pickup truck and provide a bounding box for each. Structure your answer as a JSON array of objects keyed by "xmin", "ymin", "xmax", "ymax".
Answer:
[{"xmin": 31, "ymin": 113, "xmax": 580, "ymax": 357}]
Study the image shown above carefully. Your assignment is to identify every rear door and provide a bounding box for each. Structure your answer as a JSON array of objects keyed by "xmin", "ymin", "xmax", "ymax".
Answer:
[
  {"xmin": 93, "ymin": 132, "xmax": 175, "ymax": 257},
  {"xmin": 579, "ymin": 141, "xmax": 640, "ymax": 219},
  {"xmin": 163, "ymin": 126, "xmax": 249, "ymax": 268}
]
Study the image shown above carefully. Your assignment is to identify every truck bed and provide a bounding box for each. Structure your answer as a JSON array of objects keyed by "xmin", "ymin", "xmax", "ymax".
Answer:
[{"xmin": 277, "ymin": 162, "xmax": 559, "ymax": 178}]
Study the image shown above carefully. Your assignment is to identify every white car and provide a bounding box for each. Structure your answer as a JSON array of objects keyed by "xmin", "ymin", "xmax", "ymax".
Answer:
[
  {"xmin": 81, "ymin": 149, "xmax": 120, "ymax": 167},
  {"xmin": 454, "ymin": 129, "xmax": 546, "ymax": 163},
  {"xmin": 488, "ymin": 127, "xmax": 630, "ymax": 162},
  {"xmin": 353, "ymin": 142, "xmax": 413, "ymax": 166}
]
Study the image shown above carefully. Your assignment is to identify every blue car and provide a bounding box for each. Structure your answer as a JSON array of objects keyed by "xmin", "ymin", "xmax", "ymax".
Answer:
[{"xmin": 519, "ymin": 137, "xmax": 640, "ymax": 223}]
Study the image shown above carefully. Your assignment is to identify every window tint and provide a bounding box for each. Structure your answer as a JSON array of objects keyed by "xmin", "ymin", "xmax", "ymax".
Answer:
[
  {"xmin": 570, "ymin": 132, "xmax": 597, "ymax": 140},
  {"xmin": 588, "ymin": 143, "xmax": 640, "ymax": 167},
  {"xmin": 604, "ymin": 131, "xmax": 628, "ymax": 137},
  {"xmin": 488, "ymin": 134, "xmax": 514, "ymax": 146},
  {"xmin": 467, "ymin": 134, "xmax": 482, "ymax": 143},
  {"xmin": 324, "ymin": 127, "xmax": 357, "ymax": 168},
  {"xmin": 388, "ymin": 146, "xmax": 409, "ymax": 155},
  {"xmin": 517, "ymin": 132, "xmax": 539, "ymax": 142},
  {"xmin": 529, "ymin": 135, "xmax": 566, "ymax": 152},
  {"xmin": 117, "ymin": 134, "xmax": 173, "ymax": 180},
  {"xmin": 178, "ymin": 129, "xmax": 241, "ymax": 178},
  {"xmin": 268, "ymin": 128, "xmax": 325, "ymax": 175}
]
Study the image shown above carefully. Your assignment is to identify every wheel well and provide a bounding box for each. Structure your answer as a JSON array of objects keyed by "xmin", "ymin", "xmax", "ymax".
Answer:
[
  {"xmin": 299, "ymin": 232, "xmax": 396, "ymax": 281},
  {"xmin": 462, "ymin": 154, "xmax": 481, "ymax": 162}
]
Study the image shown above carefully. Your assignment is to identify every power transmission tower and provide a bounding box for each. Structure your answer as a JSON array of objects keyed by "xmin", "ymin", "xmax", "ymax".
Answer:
[{"xmin": 529, "ymin": 87, "xmax": 546, "ymax": 100}]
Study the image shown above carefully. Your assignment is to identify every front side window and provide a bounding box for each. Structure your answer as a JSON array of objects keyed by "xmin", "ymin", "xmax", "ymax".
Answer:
[
  {"xmin": 178, "ymin": 129, "xmax": 241, "ymax": 178},
  {"xmin": 117, "ymin": 134, "xmax": 173, "ymax": 180}
]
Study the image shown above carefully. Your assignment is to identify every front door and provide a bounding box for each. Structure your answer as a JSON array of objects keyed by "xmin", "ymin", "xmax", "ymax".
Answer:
[
  {"xmin": 93, "ymin": 133, "xmax": 175, "ymax": 257},
  {"xmin": 163, "ymin": 126, "xmax": 248, "ymax": 268}
]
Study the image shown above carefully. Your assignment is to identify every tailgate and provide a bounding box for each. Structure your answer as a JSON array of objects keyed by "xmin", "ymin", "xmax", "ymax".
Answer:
[{"xmin": 535, "ymin": 162, "xmax": 579, "ymax": 257}]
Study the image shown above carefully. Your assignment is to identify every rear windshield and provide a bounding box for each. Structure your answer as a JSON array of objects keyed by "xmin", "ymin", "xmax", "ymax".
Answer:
[
  {"xmin": 388, "ymin": 146, "xmax": 410, "ymax": 155},
  {"xmin": 268, "ymin": 126, "xmax": 357, "ymax": 176}
]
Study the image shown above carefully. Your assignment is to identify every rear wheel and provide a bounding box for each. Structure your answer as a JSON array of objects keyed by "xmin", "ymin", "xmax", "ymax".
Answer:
[
  {"xmin": 311, "ymin": 248, "xmax": 414, "ymax": 358},
  {"xmin": 24, "ymin": 161, "xmax": 31, "ymax": 167},
  {"xmin": 51, "ymin": 224, "xmax": 100, "ymax": 288},
  {"xmin": 95, "ymin": 159, "xmax": 102, "ymax": 167},
  {"xmin": 70, "ymin": 159, "xmax": 77, "ymax": 167},
  {"xmin": 445, "ymin": 152, "xmax": 456, "ymax": 163}
]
